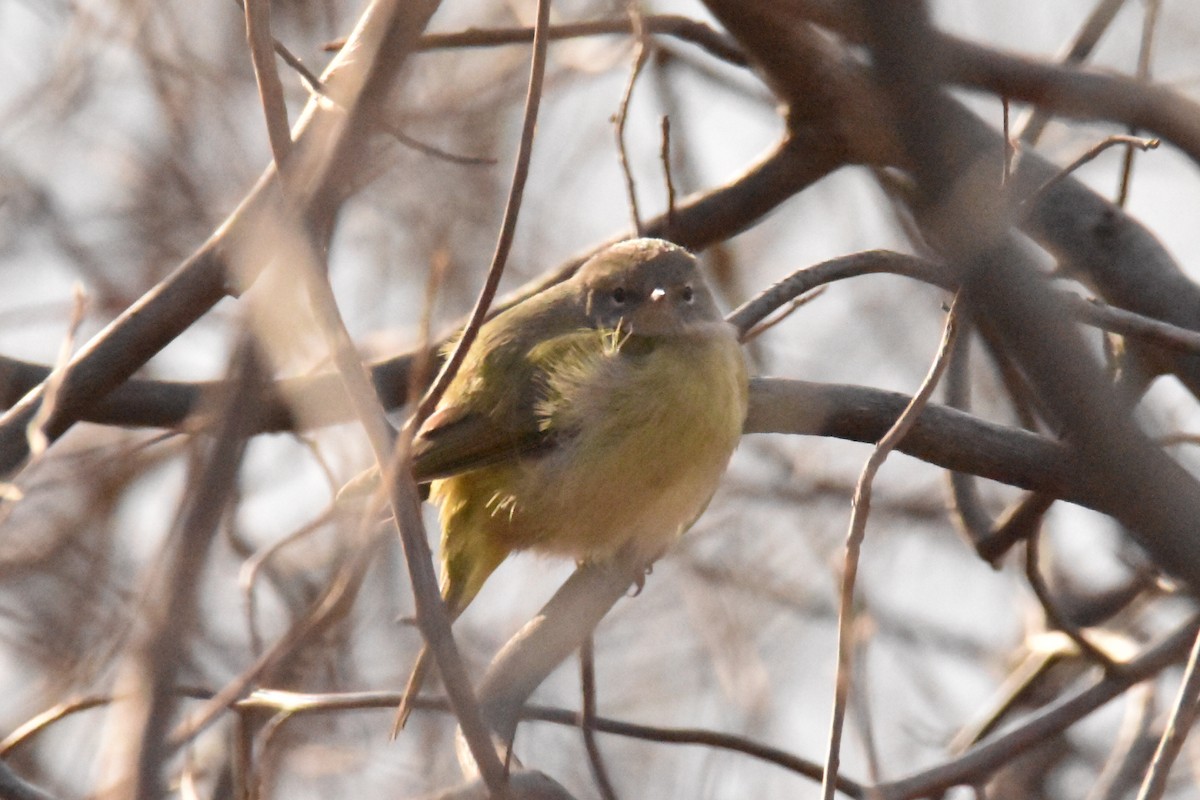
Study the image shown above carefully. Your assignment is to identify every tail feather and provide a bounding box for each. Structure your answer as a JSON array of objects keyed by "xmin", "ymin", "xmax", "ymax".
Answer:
[{"xmin": 391, "ymin": 513, "xmax": 509, "ymax": 735}]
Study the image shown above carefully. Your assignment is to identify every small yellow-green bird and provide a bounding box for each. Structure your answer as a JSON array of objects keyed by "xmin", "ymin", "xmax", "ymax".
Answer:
[{"xmin": 395, "ymin": 237, "xmax": 748, "ymax": 728}]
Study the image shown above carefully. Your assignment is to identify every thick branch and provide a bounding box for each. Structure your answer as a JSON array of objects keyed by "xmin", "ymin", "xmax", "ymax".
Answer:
[
  {"xmin": 857, "ymin": 0, "xmax": 1200, "ymax": 579},
  {"xmin": 0, "ymin": 0, "xmax": 445, "ymax": 477}
]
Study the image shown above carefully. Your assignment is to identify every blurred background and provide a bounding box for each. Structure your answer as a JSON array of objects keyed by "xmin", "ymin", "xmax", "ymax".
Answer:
[{"xmin": 2, "ymin": 0, "xmax": 1200, "ymax": 797}]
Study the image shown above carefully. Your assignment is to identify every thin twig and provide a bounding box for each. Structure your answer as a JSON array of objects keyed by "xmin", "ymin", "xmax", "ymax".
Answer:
[
  {"xmin": 248, "ymin": 708, "xmax": 293, "ymax": 798},
  {"xmin": 1024, "ymin": 531, "xmax": 1122, "ymax": 672},
  {"xmin": 1, "ymin": 696, "xmax": 109, "ymax": 755},
  {"xmin": 229, "ymin": 0, "xmax": 323, "ymax": 91},
  {"xmin": 1087, "ymin": 683, "xmax": 1157, "ymax": 800},
  {"xmin": 974, "ymin": 491, "xmax": 1055, "ymax": 565},
  {"xmin": 660, "ymin": 116, "xmax": 676, "ymax": 239},
  {"xmin": 243, "ymin": 0, "xmax": 292, "ymax": 170},
  {"xmin": 169, "ymin": 533, "xmax": 385, "ymax": 745},
  {"xmin": 125, "ymin": 336, "xmax": 260, "ymax": 796},
  {"xmin": 727, "ymin": 251, "xmax": 953, "ymax": 338},
  {"xmin": 26, "ymin": 284, "xmax": 87, "ymax": 460},
  {"xmin": 232, "ymin": 0, "xmax": 492, "ymax": 167},
  {"xmin": 242, "ymin": 690, "xmax": 868, "ymax": 797},
  {"xmin": 388, "ymin": 0, "xmax": 553, "ymax": 789},
  {"xmin": 384, "ymin": 249, "xmax": 449, "ymax": 736},
  {"xmin": 1002, "ymin": 97, "xmax": 1014, "ymax": 186},
  {"xmin": 821, "ymin": 296, "xmax": 962, "ymax": 800},
  {"xmin": 1016, "ymin": 0, "xmax": 1128, "ymax": 144},
  {"xmin": 848, "ymin": 616, "xmax": 883, "ymax": 785},
  {"xmin": 1135, "ymin": 626, "xmax": 1200, "ymax": 800},
  {"xmin": 237, "ymin": 508, "xmax": 335, "ymax": 655},
  {"xmin": 615, "ymin": 5, "xmax": 651, "ymax": 236},
  {"xmin": 580, "ymin": 636, "xmax": 619, "ymax": 800},
  {"xmin": 727, "ymin": 250, "xmax": 1200, "ymax": 364},
  {"xmin": 943, "ymin": 314, "xmax": 996, "ymax": 546},
  {"xmin": 232, "ymin": 713, "xmax": 252, "ymax": 800},
  {"xmin": 741, "ymin": 286, "xmax": 827, "ymax": 343},
  {"xmin": 12, "ymin": 610, "xmax": 1200, "ymax": 800},
  {"xmin": 875, "ymin": 618, "xmax": 1199, "ymax": 799},
  {"xmin": 1116, "ymin": 0, "xmax": 1161, "ymax": 207},
  {"xmin": 412, "ymin": 0, "xmax": 552, "ymax": 428},
  {"xmin": 325, "ymin": 15, "xmax": 750, "ymax": 67},
  {"xmin": 1022, "ymin": 134, "xmax": 1160, "ymax": 209}
]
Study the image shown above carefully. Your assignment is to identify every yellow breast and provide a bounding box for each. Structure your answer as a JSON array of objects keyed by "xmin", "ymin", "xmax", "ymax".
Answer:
[{"xmin": 442, "ymin": 323, "xmax": 748, "ymax": 563}]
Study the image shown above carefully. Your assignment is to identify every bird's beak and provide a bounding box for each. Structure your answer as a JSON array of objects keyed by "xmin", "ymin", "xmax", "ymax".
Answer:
[{"xmin": 650, "ymin": 287, "xmax": 666, "ymax": 302}]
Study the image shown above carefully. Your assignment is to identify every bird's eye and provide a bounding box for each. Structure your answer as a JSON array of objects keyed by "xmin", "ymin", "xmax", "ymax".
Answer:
[
  {"xmin": 681, "ymin": 285, "xmax": 695, "ymax": 303},
  {"xmin": 611, "ymin": 287, "xmax": 627, "ymax": 305}
]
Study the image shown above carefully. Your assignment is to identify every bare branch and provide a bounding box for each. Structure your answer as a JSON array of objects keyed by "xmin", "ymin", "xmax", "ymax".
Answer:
[
  {"xmin": 1135, "ymin": 627, "xmax": 1200, "ymax": 800},
  {"xmin": 243, "ymin": 0, "xmax": 292, "ymax": 170},
  {"xmin": 0, "ymin": 0, "xmax": 447, "ymax": 476},
  {"xmin": 579, "ymin": 636, "xmax": 619, "ymax": 800},
  {"xmin": 821, "ymin": 297, "xmax": 960, "ymax": 800},
  {"xmin": 614, "ymin": 6, "xmax": 651, "ymax": 237}
]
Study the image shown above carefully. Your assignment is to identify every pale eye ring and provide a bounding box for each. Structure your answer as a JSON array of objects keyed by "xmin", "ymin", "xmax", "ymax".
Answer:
[
  {"xmin": 681, "ymin": 285, "xmax": 695, "ymax": 303},
  {"xmin": 611, "ymin": 287, "xmax": 627, "ymax": 305}
]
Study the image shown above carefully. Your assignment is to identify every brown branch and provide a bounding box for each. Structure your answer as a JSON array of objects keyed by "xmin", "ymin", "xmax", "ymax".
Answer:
[
  {"xmin": 253, "ymin": 691, "xmax": 867, "ymax": 796},
  {"xmin": 874, "ymin": 618, "xmax": 1199, "ymax": 799},
  {"xmin": 706, "ymin": 0, "xmax": 1200, "ymax": 405},
  {"xmin": 1116, "ymin": 0, "xmax": 1161, "ymax": 207},
  {"xmin": 303, "ymin": 174, "xmax": 510, "ymax": 793},
  {"xmin": 1089, "ymin": 683, "xmax": 1158, "ymax": 800},
  {"xmin": 1015, "ymin": 0, "xmax": 1129, "ymax": 144},
  {"xmin": 768, "ymin": 0, "xmax": 1200, "ymax": 169},
  {"xmin": 614, "ymin": 7, "xmax": 651, "ymax": 236},
  {"xmin": 10, "ymin": 246, "xmax": 1200, "ymax": 440},
  {"xmin": 854, "ymin": 0, "xmax": 1200, "ymax": 590},
  {"xmin": 1023, "ymin": 135, "xmax": 1160, "ymax": 209},
  {"xmin": 942, "ymin": 316, "xmax": 996, "ymax": 545},
  {"xmin": 579, "ymin": 636, "xmax": 619, "ymax": 800},
  {"xmin": 25, "ymin": 285, "xmax": 87, "ymax": 461},
  {"xmin": 167, "ymin": 527, "xmax": 385, "ymax": 746},
  {"xmin": 385, "ymin": 0, "xmax": 553, "ymax": 788},
  {"xmin": 1024, "ymin": 531, "xmax": 1121, "ymax": 672},
  {"xmin": 821, "ymin": 296, "xmax": 960, "ymax": 800},
  {"xmin": 243, "ymin": 0, "xmax": 292, "ymax": 170},
  {"xmin": 405, "ymin": 15, "xmax": 749, "ymax": 67},
  {"xmin": 727, "ymin": 251, "xmax": 951, "ymax": 336},
  {"xmin": 474, "ymin": 550, "xmax": 643, "ymax": 748},
  {"xmin": 0, "ymin": 0, "xmax": 446, "ymax": 477},
  {"xmin": 118, "ymin": 337, "xmax": 259, "ymax": 798},
  {"xmin": 522, "ymin": 705, "xmax": 866, "ymax": 798},
  {"xmin": 659, "ymin": 116, "xmax": 677, "ymax": 239},
  {"xmin": 974, "ymin": 491, "xmax": 1055, "ymax": 565},
  {"xmin": 1135, "ymin": 627, "xmax": 1200, "ymax": 800},
  {"xmin": 941, "ymin": 32, "xmax": 1200, "ymax": 166}
]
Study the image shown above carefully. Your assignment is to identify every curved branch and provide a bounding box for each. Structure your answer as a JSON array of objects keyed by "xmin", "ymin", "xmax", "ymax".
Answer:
[
  {"xmin": 859, "ymin": 0, "xmax": 1200, "ymax": 588},
  {"xmin": 771, "ymin": 0, "xmax": 1200, "ymax": 168},
  {"xmin": 415, "ymin": 15, "xmax": 748, "ymax": 67},
  {"xmin": 703, "ymin": 0, "xmax": 1200, "ymax": 402},
  {"xmin": 0, "ymin": 0, "xmax": 448, "ymax": 478},
  {"xmin": 875, "ymin": 618, "xmax": 1199, "ymax": 799}
]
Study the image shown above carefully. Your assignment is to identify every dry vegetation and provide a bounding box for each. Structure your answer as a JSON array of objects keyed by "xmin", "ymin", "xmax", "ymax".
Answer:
[{"xmin": 3, "ymin": 0, "xmax": 1200, "ymax": 798}]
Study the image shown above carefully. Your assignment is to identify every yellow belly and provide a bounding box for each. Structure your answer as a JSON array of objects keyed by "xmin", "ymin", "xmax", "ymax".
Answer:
[{"xmin": 430, "ymin": 324, "xmax": 747, "ymax": 609}]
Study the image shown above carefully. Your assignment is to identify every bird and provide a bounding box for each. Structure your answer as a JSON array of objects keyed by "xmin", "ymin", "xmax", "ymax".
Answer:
[{"xmin": 394, "ymin": 237, "xmax": 748, "ymax": 729}]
